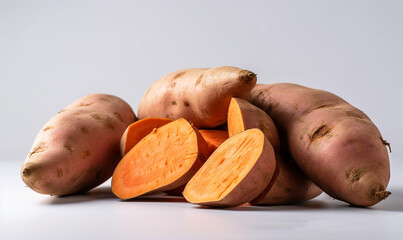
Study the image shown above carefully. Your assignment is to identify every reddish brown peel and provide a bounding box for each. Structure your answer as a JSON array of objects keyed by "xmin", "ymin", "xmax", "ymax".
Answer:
[
  {"xmin": 250, "ymin": 83, "xmax": 390, "ymax": 207},
  {"xmin": 21, "ymin": 94, "xmax": 136, "ymax": 196}
]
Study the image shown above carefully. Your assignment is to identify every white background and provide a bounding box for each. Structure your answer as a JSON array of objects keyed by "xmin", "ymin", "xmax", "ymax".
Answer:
[{"xmin": 1, "ymin": 1, "xmax": 402, "ymax": 239}]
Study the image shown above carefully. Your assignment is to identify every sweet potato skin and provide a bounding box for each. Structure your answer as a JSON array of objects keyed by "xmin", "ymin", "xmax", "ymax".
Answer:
[
  {"xmin": 138, "ymin": 66, "xmax": 257, "ymax": 128},
  {"xmin": 252, "ymin": 150, "xmax": 322, "ymax": 205},
  {"xmin": 250, "ymin": 83, "xmax": 390, "ymax": 206},
  {"xmin": 21, "ymin": 94, "xmax": 136, "ymax": 196}
]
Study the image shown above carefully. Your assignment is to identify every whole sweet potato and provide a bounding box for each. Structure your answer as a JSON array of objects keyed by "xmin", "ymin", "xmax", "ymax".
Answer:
[
  {"xmin": 250, "ymin": 83, "xmax": 391, "ymax": 207},
  {"xmin": 138, "ymin": 66, "xmax": 257, "ymax": 128},
  {"xmin": 21, "ymin": 94, "xmax": 136, "ymax": 196}
]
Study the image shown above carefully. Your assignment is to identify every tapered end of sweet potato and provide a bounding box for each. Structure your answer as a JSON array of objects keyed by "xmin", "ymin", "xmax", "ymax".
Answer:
[
  {"xmin": 239, "ymin": 70, "xmax": 257, "ymax": 84},
  {"xmin": 374, "ymin": 190, "xmax": 391, "ymax": 201}
]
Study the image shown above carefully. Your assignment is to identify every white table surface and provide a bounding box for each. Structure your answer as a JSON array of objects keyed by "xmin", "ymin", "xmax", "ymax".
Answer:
[{"xmin": 1, "ymin": 159, "xmax": 402, "ymax": 240}]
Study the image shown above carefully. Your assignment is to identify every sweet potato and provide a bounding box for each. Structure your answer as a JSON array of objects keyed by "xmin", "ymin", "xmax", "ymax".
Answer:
[
  {"xmin": 138, "ymin": 66, "xmax": 257, "ymax": 128},
  {"xmin": 112, "ymin": 118, "xmax": 209, "ymax": 200},
  {"xmin": 163, "ymin": 129, "xmax": 228, "ymax": 197},
  {"xmin": 228, "ymin": 98, "xmax": 280, "ymax": 149},
  {"xmin": 227, "ymin": 98, "xmax": 322, "ymax": 205},
  {"xmin": 183, "ymin": 129, "xmax": 276, "ymax": 208},
  {"xmin": 252, "ymin": 150, "xmax": 323, "ymax": 205},
  {"xmin": 21, "ymin": 94, "xmax": 136, "ymax": 196},
  {"xmin": 250, "ymin": 83, "xmax": 391, "ymax": 206},
  {"xmin": 120, "ymin": 117, "xmax": 173, "ymax": 156},
  {"xmin": 199, "ymin": 129, "xmax": 228, "ymax": 155}
]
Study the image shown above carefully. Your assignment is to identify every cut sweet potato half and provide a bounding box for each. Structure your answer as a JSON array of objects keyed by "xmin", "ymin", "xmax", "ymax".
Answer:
[
  {"xmin": 164, "ymin": 129, "xmax": 228, "ymax": 196},
  {"xmin": 112, "ymin": 118, "xmax": 209, "ymax": 200},
  {"xmin": 183, "ymin": 128, "xmax": 276, "ymax": 208},
  {"xmin": 227, "ymin": 97, "xmax": 322, "ymax": 205},
  {"xmin": 228, "ymin": 98, "xmax": 280, "ymax": 150},
  {"xmin": 120, "ymin": 117, "xmax": 173, "ymax": 156}
]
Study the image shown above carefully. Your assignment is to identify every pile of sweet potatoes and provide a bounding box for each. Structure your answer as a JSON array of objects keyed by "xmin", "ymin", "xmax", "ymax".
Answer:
[{"xmin": 21, "ymin": 66, "xmax": 391, "ymax": 208}]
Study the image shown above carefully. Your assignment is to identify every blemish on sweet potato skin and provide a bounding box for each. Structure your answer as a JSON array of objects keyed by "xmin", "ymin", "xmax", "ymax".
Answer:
[
  {"xmin": 173, "ymin": 71, "xmax": 186, "ymax": 79},
  {"xmin": 100, "ymin": 97, "xmax": 112, "ymax": 102},
  {"xmin": 345, "ymin": 110, "xmax": 364, "ymax": 119},
  {"xmin": 114, "ymin": 112, "xmax": 123, "ymax": 122},
  {"xmin": 82, "ymin": 150, "xmax": 91, "ymax": 159},
  {"xmin": 195, "ymin": 74, "xmax": 203, "ymax": 86},
  {"xmin": 78, "ymin": 102, "xmax": 94, "ymax": 107},
  {"xmin": 64, "ymin": 144, "xmax": 73, "ymax": 154},
  {"xmin": 200, "ymin": 108, "xmax": 209, "ymax": 116},
  {"xmin": 57, "ymin": 168, "xmax": 63, "ymax": 178},
  {"xmin": 91, "ymin": 113, "xmax": 117, "ymax": 130},
  {"xmin": 43, "ymin": 126, "xmax": 53, "ymax": 131},
  {"xmin": 308, "ymin": 124, "xmax": 332, "ymax": 144},
  {"xmin": 29, "ymin": 145, "xmax": 47, "ymax": 157},
  {"xmin": 80, "ymin": 126, "xmax": 89, "ymax": 135},
  {"xmin": 346, "ymin": 168, "xmax": 368, "ymax": 186}
]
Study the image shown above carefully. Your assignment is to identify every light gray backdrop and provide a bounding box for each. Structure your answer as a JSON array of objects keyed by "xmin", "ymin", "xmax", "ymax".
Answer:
[{"xmin": 1, "ymin": 0, "xmax": 402, "ymax": 171}]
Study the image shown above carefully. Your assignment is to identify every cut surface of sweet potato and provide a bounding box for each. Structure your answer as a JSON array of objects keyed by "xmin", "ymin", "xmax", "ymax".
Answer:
[
  {"xmin": 112, "ymin": 118, "xmax": 208, "ymax": 200},
  {"xmin": 183, "ymin": 128, "xmax": 276, "ymax": 207},
  {"xmin": 120, "ymin": 117, "xmax": 173, "ymax": 156},
  {"xmin": 199, "ymin": 129, "xmax": 228, "ymax": 155},
  {"xmin": 228, "ymin": 98, "xmax": 280, "ymax": 150}
]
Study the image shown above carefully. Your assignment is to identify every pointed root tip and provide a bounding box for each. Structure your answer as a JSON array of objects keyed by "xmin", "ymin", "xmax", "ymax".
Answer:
[{"xmin": 375, "ymin": 190, "xmax": 391, "ymax": 200}]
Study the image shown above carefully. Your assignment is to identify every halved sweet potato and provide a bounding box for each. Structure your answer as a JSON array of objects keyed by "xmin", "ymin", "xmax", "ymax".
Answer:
[
  {"xmin": 112, "ymin": 118, "xmax": 209, "ymax": 200},
  {"xmin": 120, "ymin": 117, "xmax": 173, "ymax": 156},
  {"xmin": 228, "ymin": 97, "xmax": 322, "ymax": 205},
  {"xmin": 183, "ymin": 129, "xmax": 276, "ymax": 208}
]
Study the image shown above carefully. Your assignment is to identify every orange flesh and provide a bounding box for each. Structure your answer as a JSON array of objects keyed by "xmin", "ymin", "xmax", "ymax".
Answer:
[
  {"xmin": 199, "ymin": 129, "xmax": 228, "ymax": 154},
  {"xmin": 227, "ymin": 98, "xmax": 245, "ymax": 137},
  {"xmin": 112, "ymin": 119, "xmax": 198, "ymax": 199},
  {"xmin": 184, "ymin": 129, "xmax": 264, "ymax": 203},
  {"xmin": 121, "ymin": 118, "xmax": 173, "ymax": 155}
]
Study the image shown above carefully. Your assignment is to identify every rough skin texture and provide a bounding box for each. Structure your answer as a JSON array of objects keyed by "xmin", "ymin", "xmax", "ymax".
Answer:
[
  {"xmin": 138, "ymin": 66, "xmax": 257, "ymax": 128},
  {"xmin": 21, "ymin": 94, "xmax": 136, "ymax": 196},
  {"xmin": 250, "ymin": 83, "xmax": 390, "ymax": 207}
]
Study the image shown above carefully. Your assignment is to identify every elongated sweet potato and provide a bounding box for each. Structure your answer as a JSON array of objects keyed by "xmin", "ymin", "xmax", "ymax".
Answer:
[
  {"xmin": 120, "ymin": 117, "xmax": 173, "ymax": 156},
  {"xmin": 21, "ymin": 94, "xmax": 136, "ymax": 196},
  {"xmin": 250, "ymin": 83, "xmax": 391, "ymax": 207},
  {"xmin": 112, "ymin": 118, "xmax": 209, "ymax": 200},
  {"xmin": 227, "ymin": 98, "xmax": 322, "ymax": 205},
  {"xmin": 183, "ymin": 129, "xmax": 276, "ymax": 208},
  {"xmin": 138, "ymin": 66, "xmax": 257, "ymax": 128}
]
